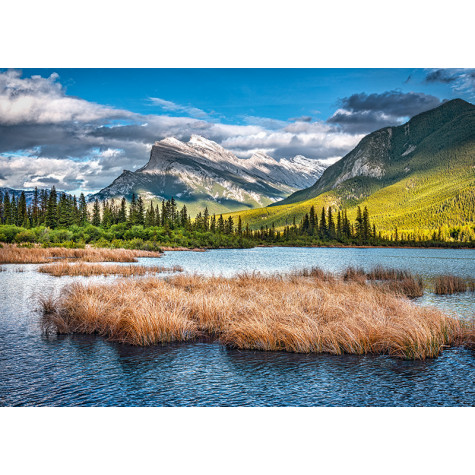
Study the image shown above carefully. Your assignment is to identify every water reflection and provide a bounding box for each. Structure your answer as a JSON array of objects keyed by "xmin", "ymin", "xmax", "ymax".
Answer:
[{"xmin": 1, "ymin": 247, "xmax": 474, "ymax": 406}]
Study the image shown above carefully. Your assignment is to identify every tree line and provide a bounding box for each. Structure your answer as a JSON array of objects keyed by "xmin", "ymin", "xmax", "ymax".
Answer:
[{"xmin": 0, "ymin": 187, "xmax": 472, "ymax": 248}]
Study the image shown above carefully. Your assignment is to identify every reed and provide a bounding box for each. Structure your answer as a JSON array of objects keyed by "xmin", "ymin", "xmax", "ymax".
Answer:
[
  {"xmin": 41, "ymin": 271, "xmax": 465, "ymax": 359},
  {"xmin": 38, "ymin": 262, "xmax": 183, "ymax": 277},
  {"xmin": 434, "ymin": 275, "xmax": 467, "ymax": 294},
  {"xmin": 366, "ymin": 266, "xmax": 412, "ymax": 281},
  {"xmin": 342, "ymin": 266, "xmax": 424, "ymax": 298},
  {"xmin": 0, "ymin": 244, "xmax": 162, "ymax": 264}
]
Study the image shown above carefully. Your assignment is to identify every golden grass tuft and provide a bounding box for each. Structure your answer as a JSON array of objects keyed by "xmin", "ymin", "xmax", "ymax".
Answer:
[
  {"xmin": 41, "ymin": 271, "xmax": 467, "ymax": 359},
  {"xmin": 434, "ymin": 275, "xmax": 467, "ymax": 294},
  {"xmin": 0, "ymin": 244, "xmax": 161, "ymax": 264},
  {"xmin": 342, "ymin": 266, "xmax": 424, "ymax": 298},
  {"xmin": 38, "ymin": 262, "xmax": 183, "ymax": 277}
]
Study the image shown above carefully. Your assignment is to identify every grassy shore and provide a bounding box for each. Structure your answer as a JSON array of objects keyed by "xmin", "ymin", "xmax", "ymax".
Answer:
[
  {"xmin": 38, "ymin": 262, "xmax": 183, "ymax": 277},
  {"xmin": 0, "ymin": 243, "xmax": 162, "ymax": 264},
  {"xmin": 40, "ymin": 270, "xmax": 474, "ymax": 359}
]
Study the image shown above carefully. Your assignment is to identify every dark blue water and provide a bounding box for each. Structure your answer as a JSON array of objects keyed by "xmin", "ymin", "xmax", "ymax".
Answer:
[{"xmin": 1, "ymin": 247, "xmax": 474, "ymax": 406}]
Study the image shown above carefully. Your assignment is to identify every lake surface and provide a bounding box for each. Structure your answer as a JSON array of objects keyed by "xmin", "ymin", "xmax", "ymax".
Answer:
[{"xmin": 1, "ymin": 247, "xmax": 474, "ymax": 406}]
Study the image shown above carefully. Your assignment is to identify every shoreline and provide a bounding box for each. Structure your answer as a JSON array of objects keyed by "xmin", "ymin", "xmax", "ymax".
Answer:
[{"xmin": 162, "ymin": 243, "xmax": 475, "ymax": 252}]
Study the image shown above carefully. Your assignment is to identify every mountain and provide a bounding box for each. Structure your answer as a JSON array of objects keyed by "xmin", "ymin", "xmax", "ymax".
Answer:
[
  {"xmin": 226, "ymin": 99, "xmax": 475, "ymax": 236},
  {"xmin": 0, "ymin": 187, "xmax": 38, "ymax": 206},
  {"xmin": 93, "ymin": 135, "xmax": 327, "ymax": 214}
]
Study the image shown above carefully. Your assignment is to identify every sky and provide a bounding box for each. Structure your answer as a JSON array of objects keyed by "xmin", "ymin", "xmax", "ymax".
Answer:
[{"xmin": 0, "ymin": 68, "xmax": 474, "ymax": 195}]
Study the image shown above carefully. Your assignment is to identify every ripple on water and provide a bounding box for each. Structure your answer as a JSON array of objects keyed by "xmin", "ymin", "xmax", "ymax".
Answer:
[{"xmin": 1, "ymin": 247, "xmax": 474, "ymax": 406}]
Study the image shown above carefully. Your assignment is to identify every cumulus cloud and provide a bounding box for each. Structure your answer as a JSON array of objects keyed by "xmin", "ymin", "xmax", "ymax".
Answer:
[
  {"xmin": 327, "ymin": 91, "xmax": 442, "ymax": 133},
  {"xmin": 0, "ymin": 70, "xmax": 373, "ymax": 194}
]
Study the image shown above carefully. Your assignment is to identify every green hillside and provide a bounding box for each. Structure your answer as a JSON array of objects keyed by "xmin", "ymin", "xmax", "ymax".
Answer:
[{"xmin": 223, "ymin": 99, "xmax": 475, "ymax": 241}]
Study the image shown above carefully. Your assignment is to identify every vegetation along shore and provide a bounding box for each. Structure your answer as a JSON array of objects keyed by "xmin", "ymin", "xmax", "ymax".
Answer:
[
  {"xmin": 40, "ymin": 267, "xmax": 474, "ymax": 360},
  {"xmin": 0, "ymin": 187, "xmax": 473, "ymax": 250}
]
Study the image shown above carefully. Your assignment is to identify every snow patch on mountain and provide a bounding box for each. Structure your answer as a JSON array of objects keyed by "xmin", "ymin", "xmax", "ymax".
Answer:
[{"xmin": 93, "ymin": 135, "xmax": 328, "ymax": 211}]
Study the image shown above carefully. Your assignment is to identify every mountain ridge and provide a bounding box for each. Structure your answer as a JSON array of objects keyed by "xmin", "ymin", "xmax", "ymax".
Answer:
[
  {"xmin": 225, "ymin": 99, "xmax": 475, "ymax": 238},
  {"xmin": 276, "ymin": 98, "xmax": 475, "ymax": 206},
  {"xmin": 93, "ymin": 135, "xmax": 328, "ymax": 214}
]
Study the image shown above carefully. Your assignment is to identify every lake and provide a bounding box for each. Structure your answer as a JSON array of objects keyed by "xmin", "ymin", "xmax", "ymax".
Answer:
[{"xmin": 1, "ymin": 247, "xmax": 474, "ymax": 406}]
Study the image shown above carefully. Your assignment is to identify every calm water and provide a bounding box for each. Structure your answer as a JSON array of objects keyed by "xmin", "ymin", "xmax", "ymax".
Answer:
[{"xmin": 1, "ymin": 247, "xmax": 474, "ymax": 406}]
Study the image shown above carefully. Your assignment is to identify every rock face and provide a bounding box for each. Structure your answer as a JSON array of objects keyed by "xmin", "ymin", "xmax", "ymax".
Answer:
[
  {"xmin": 93, "ymin": 135, "xmax": 327, "ymax": 214},
  {"xmin": 276, "ymin": 98, "xmax": 475, "ymax": 206}
]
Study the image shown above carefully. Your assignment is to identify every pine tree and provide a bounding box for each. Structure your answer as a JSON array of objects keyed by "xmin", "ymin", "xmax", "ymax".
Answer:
[
  {"xmin": 362, "ymin": 206, "xmax": 370, "ymax": 242},
  {"xmin": 319, "ymin": 207, "xmax": 327, "ymax": 239},
  {"xmin": 32, "ymin": 187, "xmax": 39, "ymax": 227},
  {"xmin": 79, "ymin": 193, "xmax": 88, "ymax": 225},
  {"xmin": 102, "ymin": 200, "xmax": 113, "ymax": 227},
  {"xmin": 92, "ymin": 199, "xmax": 101, "ymax": 227},
  {"xmin": 309, "ymin": 206, "xmax": 316, "ymax": 235},
  {"xmin": 3, "ymin": 192, "xmax": 11, "ymax": 224},
  {"xmin": 118, "ymin": 197, "xmax": 127, "ymax": 223},
  {"xmin": 328, "ymin": 207, "xmax": 335, "ymax": 239},
  {"xmin": 136, "ymin": 196, "xmax": 145, "ymax": 226},
  {"xmin": 129, "ymin": 194, "xmax": 137, "ymax": 224},
  {"xmin": 355, "ymin": 206, "xmax": 363, "ymax": 241},
  {"xmin": 218, "ymin": 214, "xmax": 225, "ymax": 233},
  {"xmin": 180, "ymin": 205, "xmax": 188, "ymax": 228},
  {"xmin": 203, "ymin": 207, "xmax": 209, "ymax": 231},
  {"xmin": 145, "ymin": 201, "xmax": 156, "ymax": 227},
  {"xmin": 45, "ymin": 187, "xmax": 58, "ymax": 228},
  {"xmin": 336, "ymin": 211, "xmax": 342, "ymax": 240},
  {"xmin": 18, "ymin": 192, "xmax": 28, "ymax": 227}
]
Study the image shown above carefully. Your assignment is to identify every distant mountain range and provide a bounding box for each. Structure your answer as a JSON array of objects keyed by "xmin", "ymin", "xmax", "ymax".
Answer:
[
  {"xmin": 228, "ymin": 99, "xmax": 475, "ymax": 235},
  {"xmin": 93, "ymin": 135, "xmax": 328, "ymax": 214},
  {"xmin": 0, "ymin": 187, "xmax": 38, "ymax": 206}
]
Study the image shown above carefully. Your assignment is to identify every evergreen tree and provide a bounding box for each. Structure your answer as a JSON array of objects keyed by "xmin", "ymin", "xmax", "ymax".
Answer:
[
  {"xmin": 18, "ymin": 192, "xmax": 28, "ymax": 227},
  {"xmin": 203, "ymin": 207, "xmax": 209, "ymax": 231},
  {"xmin": 32, "ymin": 187, "xmax": 39, "ymax": 226},
  {"xmin": 328, "ymin": 207, "xmax": 335, "ymax": 239},
  {"xmin": 79, "ymin": 193, "xmax": 88, "ymax": 225},
  {"xmin": 145, "ymin": 201, "xmax": 156, "ymax": 227},
  {"xmin": 136, "ymin": 196, "xmax": 145, "ymax": 226},
  {"xmin": 362, "ymin": 206, "xmax": 370, "ymax": 242},
  {"xmin": 218, "ymin": 214, "xmax": 225, "ymax": 233},
  {"xmin": 92, "ymin": 199, "xmax": 101, "ymax": 226},
  {"xmin": 45, "ymin": 187, "xmax": 58, "ymax": 228},
  {"xmin": 319, "ymin": 207, "xmax": 327, "ymax": 239},
  {"xmin": 3, "ymin": 192, "xmax": 11, "ymax": 224},
  {"xmin": 129, "ymin": 194, "xmax": 137, "ymax": 224},
  {"xmin": 309, "ymin": 206, "xmax": 316, "ymax": 235},
  {"xmin": 336, "ymin": 211, "xmax": 342, "ymax": 240},
  {"xmin": 118, "ymin": 197, "xmax": 127, "ymax": 223},
  {"xmin": 355, "ymin": 206, "xmax": 363, "ymax": 241}
]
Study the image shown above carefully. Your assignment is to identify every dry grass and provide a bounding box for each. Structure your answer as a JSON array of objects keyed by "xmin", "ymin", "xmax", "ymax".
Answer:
[
  {"xmin": 38, "ymin": 261, "xmax": 183, "ymax": 277},
  {"xmin": 342, "ymin": 266, "xmax": 424, "ymax": 298},
  {"xmin": 0, "ymin": 244, "xmax": 161, "ymax": 264},
  {"xmin": 434, "ymin": 275, "xmax": 467, "ymax": 294},
  {"xmin": 40, "ymin": 271, "xmax": 466, "ymax": 359}
]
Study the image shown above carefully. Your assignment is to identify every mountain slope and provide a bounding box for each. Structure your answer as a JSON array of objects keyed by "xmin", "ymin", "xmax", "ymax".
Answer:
[
  {"xmin": 225, "ymin": 99, "xmax": 475, "ymax": 238},
  {"xmin": 0, "ymin": 187, "xmax": 38, "ymax": 206},
  {"xmin": 93, "ymin": 135, "xmax": 327, "ymax": 215}
]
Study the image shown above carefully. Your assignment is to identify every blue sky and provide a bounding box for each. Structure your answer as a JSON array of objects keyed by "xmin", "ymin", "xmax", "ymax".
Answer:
[
  {"xmin": 0, "ymin": 68, "xmax": 474, "ymax": 194},
  {"xmin": 17, "ymin": 68, "xmax": 468, "ymax": 122}
]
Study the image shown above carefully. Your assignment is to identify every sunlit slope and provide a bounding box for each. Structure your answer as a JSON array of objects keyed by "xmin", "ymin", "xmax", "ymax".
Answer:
[{"xmin": 223, "ymin": 102, "xmax": 475, "ymax": 235}]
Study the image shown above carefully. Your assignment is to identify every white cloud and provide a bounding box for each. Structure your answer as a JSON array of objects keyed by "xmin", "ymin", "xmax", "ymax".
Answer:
[
  {"xmin": 0, "ymin": 70, "xmax": 132, "ymax": 126},
  {"xmin": 148, "ymin": 97, "xmax": 209, "ymax": 118},
  {"xmin": 0, "ymin": 70, "xmax": 368, "ymax": 193}
]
